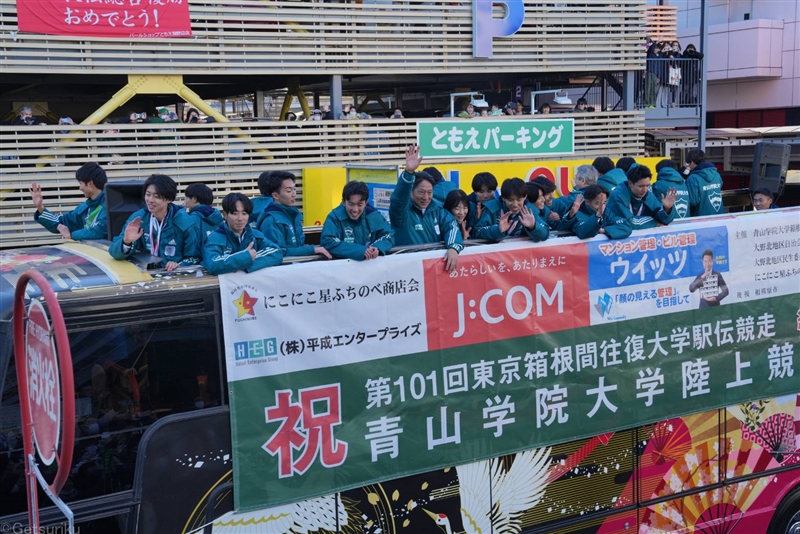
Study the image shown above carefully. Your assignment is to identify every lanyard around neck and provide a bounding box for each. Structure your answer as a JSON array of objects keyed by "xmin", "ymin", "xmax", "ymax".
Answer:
[{"xmin": 149, "ymin": 215, "xmax": 164, "ymax": 256}]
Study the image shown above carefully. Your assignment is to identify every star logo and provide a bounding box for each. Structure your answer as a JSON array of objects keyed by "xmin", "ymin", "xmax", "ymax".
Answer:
[{"xmin": 233, "ymin": 290, "xmax": 257, "ymax": 318}]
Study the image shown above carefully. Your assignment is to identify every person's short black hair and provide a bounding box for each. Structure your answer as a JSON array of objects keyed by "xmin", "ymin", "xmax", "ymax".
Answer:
[
  {"xmin": 702, "ymin": 249, "xmax": 713, "ymax": 259},
  {"xmin": 75, "ymin": 162, "xmax": 107, "ymax": 189},
  {"xmin": 264, "ymin": 171, "xmax": 297, "ymax": 197},
  {"xmin": 184, "ymin": 183, "xmax": 213, "ymax": 206},
  {"xmin": 626, "ymin": 164, "xmax": 652, "ymax": 184},
  {"xmin": 687, "ymin": 148, "xmax": 706, "ymax": 164},
  {"xmin": 592, "ymin": 157, "xmax": 615, "ymax": 175},
  {"xmin": 583, "ymin": 184, "xmax": 609, "ymax": 201},
  {"xmin": 655, "ymin": 159, "xmax": 679, "ymax": 172},
  {"xmin": 422, "ymin": 166, "xmax": 444, "ymax": 184},
  {"xmin": 257, "ymin": 171, "xmax": 273, "ymax": 196},
  {"xmin": 753, "ymin": 187, "xmax": 773, "ymax": 199},
  {"xmin": 443, "ymin": 189, "xmax": 469, "ymax": 213},
  {"xmin": 343, "ymin": 181, "xmax": 369, "ymax": 203},
  {"xmin": 500, "ymin": 177, "xmax": 528, "ymax": 199},
  {"xmin": 531, "ymin": 176, "xmax": 556, "ymax": 194},
  {"xmin": 472, "ymin": 172, "xmax": 497, "ymax": 192},
  {"xmin": 616, "ymin": 157, "xmax": 637, "ymax": 173},
  {"xmin": 577, "ymin": 98, "xmax": 588, "ymax": 106},
  {"xmin": 412, "ymin": 171, "xmax": 435, "ymax": 191},
  {"xmin": 143, "ymin": 174, "xmax": 177, "ymax": 202},
  {"xmin": 221, "ymin": 192, "xmax": 253, "ymax": 215},
  {"xmin": 526, "ymin": 182, "xmax": 542, "ymax": 204}
]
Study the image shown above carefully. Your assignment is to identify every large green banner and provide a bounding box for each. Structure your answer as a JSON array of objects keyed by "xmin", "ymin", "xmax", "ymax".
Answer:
[
  {"xmin": 220, "ymin": 210, "xmax": 800, "ymax": 512},
  {"xmin": 416, "ymin": 118, "xmax": 574, "ymax": 158}
]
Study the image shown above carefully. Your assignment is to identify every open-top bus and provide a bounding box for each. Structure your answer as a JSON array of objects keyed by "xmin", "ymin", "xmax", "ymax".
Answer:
[{"xmin": 1, "ymin": 208, "xmax": 799, "ymax": 534}]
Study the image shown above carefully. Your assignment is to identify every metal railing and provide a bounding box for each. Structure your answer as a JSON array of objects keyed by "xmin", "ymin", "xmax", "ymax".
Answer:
[{"xmin": 635, "ymin": 58, "xmax": 704, "ymax": 109}]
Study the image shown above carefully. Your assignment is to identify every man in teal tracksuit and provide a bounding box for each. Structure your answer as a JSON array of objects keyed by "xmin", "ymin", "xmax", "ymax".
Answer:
[
  {"xmin": 592, "ymin": 156, "xmax": 627, "ymax": 194},
  {"xmin": 109, "ymin": 174, "xmax": 200, "ymax": 271},
  {"xmin": 321, "ymin": 181, "xmax": 394, "ymax": 261},
  {"xmin": 183, "ymin": 183, "xmax": 223, "ymax": 241},
  {"xmin": 203, "ymin": 193, "xmax": 283, "ymax": 275},
  {"xmin": 30, "ymin": 162, "xmax": 108, "ymax": 241},
  {"xmin": 550, "ymin": 164, "xmax": 598, "ymax": 218},
  {"xmin": 257, "ymin": 171, "xmax": 332, "ymax": 258},
  {"xmin": 474, "ymin": 178, "xmax": 549, "ymax": 242},
  {"xmin": 557, "ymin": 184, "xmax": 632, "ymax": 239},
  {"xmin": 686, "ymin": 148, "xmax": 724, "ymax": 217},
  {"xmin": 249, "ymin": 171, "xmax": 275, "ymax": 228},
  {"xmin": 389, "ymin": 145, "xmax": 463, "ymax": 272},
  {"xmin": 607, "ymin": 165, "xmax": 677, "ymax": 230},
  {"xmin": 653, "ymin": 159, "xmax": 690, "ymax": 219}
]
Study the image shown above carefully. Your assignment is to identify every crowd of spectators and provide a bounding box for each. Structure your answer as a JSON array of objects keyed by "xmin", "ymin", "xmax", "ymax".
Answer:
[{"xmin": 29, "ymin": 144, "xmax": 775, "ymax": 278}]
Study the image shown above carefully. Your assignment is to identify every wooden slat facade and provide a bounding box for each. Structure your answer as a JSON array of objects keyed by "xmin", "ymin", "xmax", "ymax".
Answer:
[
  {"xmin": 645, "ymin": 5, "xmax": 678, "ymax": 42},
  {"xmin": 0, "ymin": 112, "xmax": 644, "ymax": 248},
  {"xmin": 0, "ymin": 0, "xmax": 646, "ymax": 74}
]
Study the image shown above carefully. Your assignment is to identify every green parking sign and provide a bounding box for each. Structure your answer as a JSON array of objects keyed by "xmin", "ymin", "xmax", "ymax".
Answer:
[{"xmin": 417, "ymin": 118, "xmax": 574, "ymax": 159}]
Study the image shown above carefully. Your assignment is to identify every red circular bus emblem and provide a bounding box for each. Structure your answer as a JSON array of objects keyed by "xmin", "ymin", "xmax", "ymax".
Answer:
[{"xmin": 25, "ymin": 300, "xmax": 61, "ymax": 466}]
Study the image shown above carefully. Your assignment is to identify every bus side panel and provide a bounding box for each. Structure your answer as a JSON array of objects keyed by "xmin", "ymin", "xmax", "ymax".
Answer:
[{"xmin": 132, "ymin": 407, "xmax": 232, "ymax": 534}]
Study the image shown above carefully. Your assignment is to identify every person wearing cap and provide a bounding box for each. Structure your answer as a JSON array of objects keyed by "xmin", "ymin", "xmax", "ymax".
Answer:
[
  {"xmin": 29, "ymin": 162, "xmax": 108, "ymax": 241},
  {"xmin": 310, "ymin": 109, "xmax": 323, "ymax": 121}
]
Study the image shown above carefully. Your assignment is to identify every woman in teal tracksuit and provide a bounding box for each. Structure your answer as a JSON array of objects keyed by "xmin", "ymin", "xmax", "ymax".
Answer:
[
  {"xmin": 203, "ymin": 193, "xmax": 283, "ymax": 275},
  {"xmin": 389, "ymin": 145, "xmax": 463, "ymax": 272},
  {"xmin": 652, "ymin": 159, "xmax": 690, "ymax": 219},
  {"xmin": 558, "ymin": 184, "xmax": 633, "ymax": 239},
  {"xmin": 321, "ymin": 181, "xmax": 394, "ymax": 261},
  {"xmin": 109, "ymin": 174, "xmax": 200, "ymax": 271}
]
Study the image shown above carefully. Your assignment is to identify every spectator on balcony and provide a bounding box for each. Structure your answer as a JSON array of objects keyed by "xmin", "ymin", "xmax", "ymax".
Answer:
[
  {"xmin": 653, "ymin": 159, "xmax": 690, "ymax": 219},
  {"xmin": 390, "ymin": 108, "xmax": 404, "ymax": 119},
  {"xmin": 752, "ymin": 188, "xmax": 778, "ymax": 210},
  {"xmin": 339, "ymin": 104, "xmax": 357, "ymax": 120},
  {"xmin": 505, "ymin": 102, "xmax": 516, "ymax": 115},
  {"xmin": 516, "ymin": 101, "xmax": 525, "ymax": 115},
  {"xmin": 30, "ymin": 162, "xmax": 107, "ymax": 241},
  {"xmin": 10, "ymin": 105, "xmax": 44, "ymax": 126},
  {"xmin": 607, "ymin": 165, "xmax": 677, "ymax": 230},
  {"xmin": 682, "ymin": 43, "xmax": 704, "ymax": 105},
  {"xmin": 537, "ymin": 103, "xmax": 552, "ymax": 115},
  {"xmin": 284, "ymin": 111, "xmax": 298, "ymax": 122},
  {"xmin": 686, "ymin": 148, "xmax": 723, "ymax": 217},
  {"xmin": 644, "ymin": 42, "xmax": 662, "ymax": 108},
  {"xmin": 572, "ymin": 98, "xmax": 589, "ymax": 113},
  {"xmin": 661, "ymin": 42, "xmax": 681, "ymax": 107},
  {"xmin": 593, "ymin": 156, "xmax": 627, "ymax": 193},
  {"xmin": 490, "ymin": 104, "xmax": 503, "ymax": 116}
]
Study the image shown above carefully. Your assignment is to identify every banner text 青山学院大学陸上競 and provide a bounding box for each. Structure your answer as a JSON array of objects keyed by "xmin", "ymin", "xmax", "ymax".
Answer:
[{"xmin": 219, "ymin": 209, "xmax": 800, "ymax": 512}]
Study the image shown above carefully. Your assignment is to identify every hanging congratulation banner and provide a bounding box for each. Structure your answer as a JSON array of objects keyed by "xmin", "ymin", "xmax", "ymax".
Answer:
[
  {"xmin": 15, "ymin": 0, "xmax": 192, "ymax": 38},
  {"xmin": 219, "ymin": 209, "xmax": 800, "ymax": 513}
]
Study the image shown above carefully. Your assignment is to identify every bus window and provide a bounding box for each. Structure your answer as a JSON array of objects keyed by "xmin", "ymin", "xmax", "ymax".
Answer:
[{"xmin": 0, "ymin": 314, "xmax": 221, "ymax": 519}]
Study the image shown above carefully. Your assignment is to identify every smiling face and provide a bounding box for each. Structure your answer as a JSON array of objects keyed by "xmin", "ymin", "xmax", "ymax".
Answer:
[
  {"xmin": 504, "ymin": 195, "xmax": 525, "ymax": 215},
  {"xmin": 411, "ymin": 180, "xmax": 433, "ymax": 210},
  {"xmin": 223, "ymin": 200, "xmax": 250, "ymax": 235},
  {"xmin": 450, "ymin": 201, "xmax": 468, "ymax": 224},
  {"xmin": 533, "ymin": 194, "xmax": 546, "ymax": 210},
  {"xmin": 345, "ymin": 194, "xmax": 367, "ymax": 221},
  {"xmin": 273, "ymin": 178, "xmax": 297, "ymax": 207},
  {"xmin": 543, "ymin": 191, "xmax": 554, "ymax": 207},
  {"xmin": 752, "ymin": 192, "xmax": 773, "ymax": 210},
  {"xmin": 144, "ymin": 185, "xmax": 169, "ymax": 219},
  {"xmin": 78, "ymin": 180, "xmax": 93, "ymax": 199},
  {"xmin": 702, "ymin": 254, "xmax": 713, "ymax": 273}
]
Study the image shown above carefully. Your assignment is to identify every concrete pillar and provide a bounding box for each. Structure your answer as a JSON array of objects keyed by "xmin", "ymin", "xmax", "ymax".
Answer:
[{"xmin": 330, "ymin": 75, "xmax": 342, "ymax": 119}]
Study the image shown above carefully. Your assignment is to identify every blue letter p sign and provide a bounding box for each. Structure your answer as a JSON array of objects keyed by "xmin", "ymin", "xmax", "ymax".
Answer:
[{"xmin": 473, "ymin": 0, "xmax": 525, "ymax": 58}]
